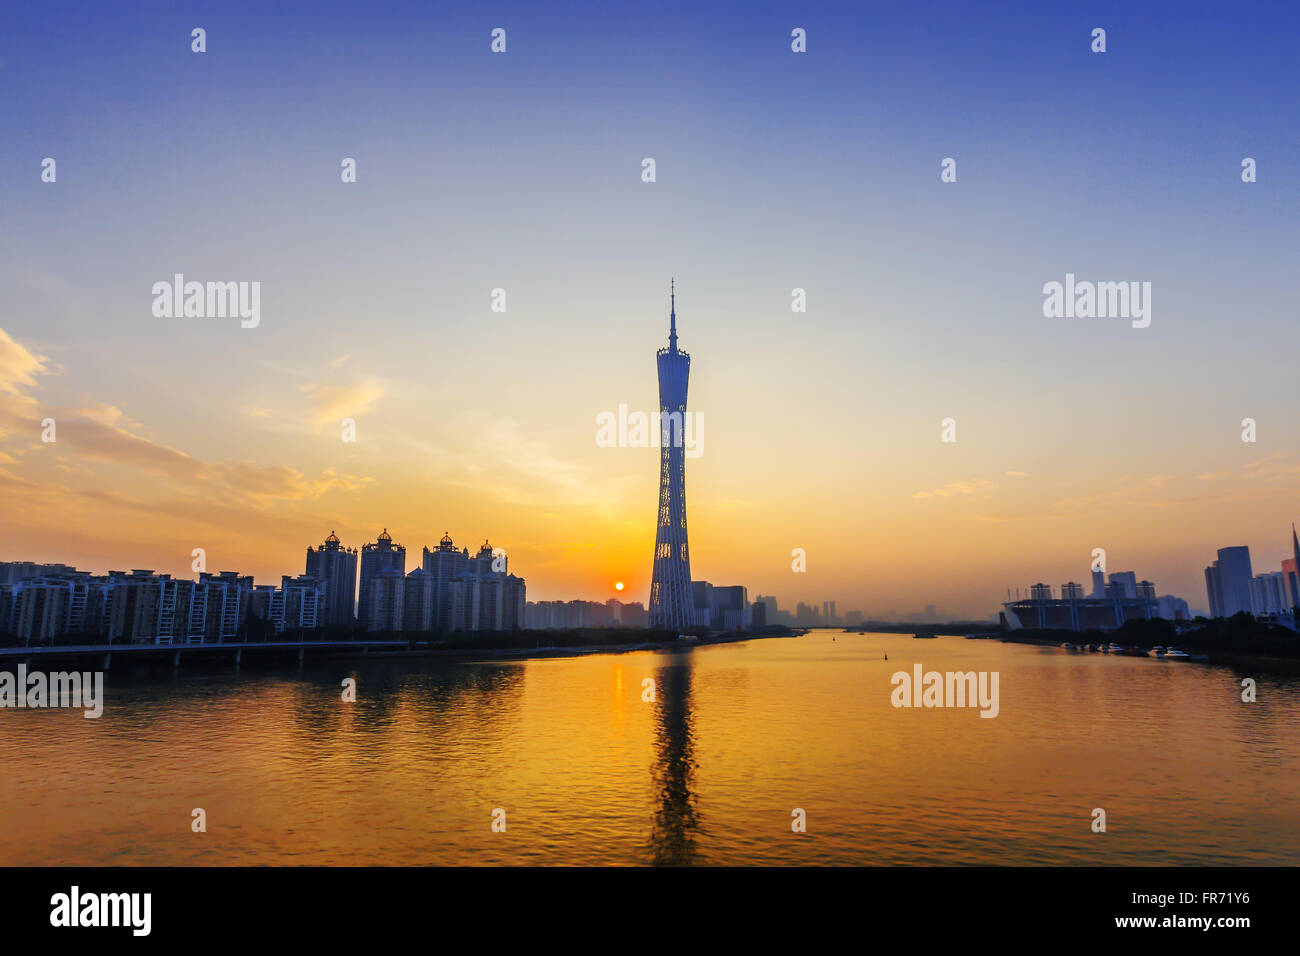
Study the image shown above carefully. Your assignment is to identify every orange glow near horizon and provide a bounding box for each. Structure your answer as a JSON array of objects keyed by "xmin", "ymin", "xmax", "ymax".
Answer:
[{"xmin": 2, "ymin": 322, "xmax": 1299, "ymax": 619}]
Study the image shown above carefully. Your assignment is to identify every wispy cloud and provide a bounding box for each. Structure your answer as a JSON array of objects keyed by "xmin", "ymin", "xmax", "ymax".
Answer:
[
  {"xmin": 300, "ymin": 382, "xmax": 384, "ymax": 425},
  {"xmin": 913, "ymin": 479, "xmax": 997, "ymax": 500}
]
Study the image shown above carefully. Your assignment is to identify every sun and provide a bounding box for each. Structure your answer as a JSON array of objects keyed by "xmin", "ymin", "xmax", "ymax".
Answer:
[{"xmin": 615, "ymin": 582, "xmax": 625, "ymax": 591}]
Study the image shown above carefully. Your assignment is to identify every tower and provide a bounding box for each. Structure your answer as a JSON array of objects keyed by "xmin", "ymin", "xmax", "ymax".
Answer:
[{"xmin": 649, "ymin": 281, "xmax": 694, "ymax": 629}]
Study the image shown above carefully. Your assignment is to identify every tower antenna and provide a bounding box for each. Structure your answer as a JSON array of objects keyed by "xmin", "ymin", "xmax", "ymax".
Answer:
[{"xmin": 668, "ymin": 279, "xmax": 678, "ymax": 352}]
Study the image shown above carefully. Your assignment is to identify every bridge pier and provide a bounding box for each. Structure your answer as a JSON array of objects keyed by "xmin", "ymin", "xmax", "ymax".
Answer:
[
  {"xmin": 172, "ymin": 650, "xmax": 182, "ymax": 670},
  {"xmin": 102, "ymin": 653, "xmax": 112, "ymax": 670},
  {"xmin": 297, "ymin": 647, "xmax": 305, "ymax": 662},
  {"xmin": 233, "ymin": 648, "xmax": 243, "ymax": 665}
]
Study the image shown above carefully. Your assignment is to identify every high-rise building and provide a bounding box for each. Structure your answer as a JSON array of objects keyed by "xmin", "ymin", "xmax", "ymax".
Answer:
[
  {"xmin": 1157, "ymin": 594, "xmax": 1190, "ymax": 621},
  {"xmin": 1290, "ymin": 523, "xmax": 1300, "ymax": 607},
  {"xmin": 447, "ymin": 540, "xmax": 525, "ymax": 632},
  {"xmin": 751, "ymin": 600, "xmax": 767, "ymax": 630},
  {"xmin": 1283, "ymin": 558, "xmax": 1299, "ymax": 609},
  {"xmin": 620, "ymin": 601, "xmax": 648, "ymax": 627},
  {"xmin": 690, "ymin": 581, "xmax": 713, "ymax": 628},
  {"xmin": 1250, "ymin": 572, "xmax": 1289, "ymax": 615},
  {"xmin": 305, "ymin": 531, "xmax": 358, "ymax": 628},
  {"xmin": 274, "ymin": 574, "xmax": 323, "ymax": 632},
  {"xmin": 1204, "ymin": 563, "xmax": 1223, "ymax": 618},
  {"xmin": 422, "ymin": 533, "xmax": 469, "ymax": 630},
  {"xmin": 649, "ymin": 282, "xmax": 693, "ymax": 629},
  {"xmin": 359, "ymin": 529, "xmax": 405, "ymax": 630},
  {"xmin": 403, "ymin": 568, "xmax": 437, "ymax": 633},
  {"xmin": 712, "ymin": 585, "xmax": 749, "ymax": 629},
  {"xmin": 1206, "ymin": 547, "xmax": 1253, "ymax": 617},
  {"xmin": 192, "ymin": 571, "xmax": 253, "ymax": 642},
  {"xmin": 366, "ymin": 567, "xmax": 405, "ymax": 633},
  {"xmin": 0, "ymin": 562, "xmax": 76, "ymax": 587},
  {"xmin": 1108, "ymin": 572, "xmax": 1138, "ymax": 599}
]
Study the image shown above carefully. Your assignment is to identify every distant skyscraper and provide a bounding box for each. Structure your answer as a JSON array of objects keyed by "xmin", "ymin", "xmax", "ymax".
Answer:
[
  {"xmin": 1108, "ymin": 572, "xmax": 1138, "ymax": 599},
  {"xmin": 649, "ymin": 282, "xmax": 693, "ymax": 629},
  {"xmin": 1250, "ymin": 571, "xmax": 1288, "ymax": 615},
  {"xmin": 1284, "ymin": 558, "xmax": 1300, "ymax": 609},
  {"xmin": 305, "ymin": 531, "xmax": 358, "ymax": 628},
  {"xmin": 1204, "ymin": 563, "xmax": 1222, "ymax": 617},
  {"xmin": 1291, "ymin": 524, "xmax": 1300, "ymax": 607},
  {"xmin": 1206, "ymin": 546, "xmax": 1253, "ymax": 617},
  {"xmin": 359, "ymin": 529, "xmax": 406, "ymax": 630},
  {"xmin": 1090, "ymin": 568, "xmax": 1105, "ymax": 599}
]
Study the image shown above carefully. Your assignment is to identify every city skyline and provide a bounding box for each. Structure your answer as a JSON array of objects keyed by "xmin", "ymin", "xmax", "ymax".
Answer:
[{"xmin": 9, "ymin": 516, "xmax": 1300, "ymax": 627}]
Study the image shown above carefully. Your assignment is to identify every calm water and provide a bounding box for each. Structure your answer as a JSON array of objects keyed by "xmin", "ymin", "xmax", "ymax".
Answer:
[{"xmin": 2, "ymin": 632, "xmax": 1298, "ymax": 865}]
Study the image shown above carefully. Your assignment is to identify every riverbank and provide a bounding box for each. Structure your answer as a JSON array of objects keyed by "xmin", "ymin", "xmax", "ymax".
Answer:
[
  {"xmin": 0, "ymin": 626, "xmax": 804, "ymax": 674},
  {"xmin": 1000, "ymin": 629, "xmax": 1300, "ymax": 672}
]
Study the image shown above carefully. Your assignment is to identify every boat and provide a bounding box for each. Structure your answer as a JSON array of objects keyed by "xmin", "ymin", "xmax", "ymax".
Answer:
[
  {"xmin": 1149, "ymin": 646, "xmax": 1166, "ymax": 657},
  {"xmin": 913, "ymin": 633, "xmax": 937, "ymax": 639},
  {"xmin": 965, "ymin": 632, "xmax": 1001, "ymax": 640},
  {"xmin": 1164, "ymin": 648, "xmax": 1190, "ymax": 659},
  {"xmin": 1106, "ymin": 643, "xmax": 1123, "ymax": 652}
]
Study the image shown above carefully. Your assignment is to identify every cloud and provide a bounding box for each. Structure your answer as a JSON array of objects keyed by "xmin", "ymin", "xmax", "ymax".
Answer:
[
  {"xmin": 1243, "ymin": 454, "xmax": 1300, "ymax": 483},
  {"xmin": 300, "ymin": 382, "xmax": 384, "ymax": 425},
  {"xmin": 427, "ymin": 412, "xmax": 605, "ymax": 509},
  {"xmin": 0, "ymin": 327, "xmax": 373, "ymax": 513},
  {"xmin": 0, "ymin": 328, "xmax": 47, "ymax": 398},
  {"xmin": 913, "ymin": 479, "xmax": 997, "ymax": 500}
]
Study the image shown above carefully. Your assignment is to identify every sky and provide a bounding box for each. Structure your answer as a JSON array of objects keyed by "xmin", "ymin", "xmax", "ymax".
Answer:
[{"xmin": 2, "ymin": 1, "xmax": 1298, "ymax": 618}]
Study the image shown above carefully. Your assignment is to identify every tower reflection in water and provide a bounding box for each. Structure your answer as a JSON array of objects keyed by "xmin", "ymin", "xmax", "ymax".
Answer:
[{"xmin": 647, "ymin": 655, "xmax": 699, "ymax": 865}]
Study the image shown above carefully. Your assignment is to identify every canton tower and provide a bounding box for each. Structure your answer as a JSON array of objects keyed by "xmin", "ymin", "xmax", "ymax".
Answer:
[{"xmin": 649, "ymin": 280, "xmax": 694, "ymax": 629}]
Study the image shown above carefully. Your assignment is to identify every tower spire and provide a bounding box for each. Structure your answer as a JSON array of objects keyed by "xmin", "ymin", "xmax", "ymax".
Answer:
[{"xmin": 668, "ymin": 278, "xmax": 678, "ymax": 352}]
